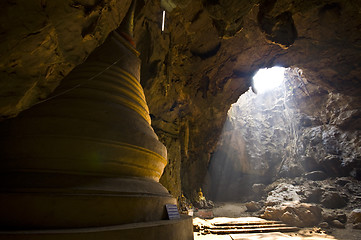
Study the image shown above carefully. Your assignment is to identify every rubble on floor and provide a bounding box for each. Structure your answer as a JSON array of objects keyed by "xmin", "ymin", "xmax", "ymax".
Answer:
[{"xmin": 193, "ymin": 176, "xmax": 361, "ymax": 237}]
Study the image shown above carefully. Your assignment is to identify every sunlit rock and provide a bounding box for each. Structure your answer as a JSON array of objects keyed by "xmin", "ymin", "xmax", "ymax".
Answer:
[
  {"xmin": 349, "ymin": 209, "xmax": 361, "ymax": 224},
  {"xmin": 245, "ymin": 201, "xmax": 261, "ymax": 212},
  {"xmin": 262, "ymin": 203, "xmax": 322, "ymax": 227}
]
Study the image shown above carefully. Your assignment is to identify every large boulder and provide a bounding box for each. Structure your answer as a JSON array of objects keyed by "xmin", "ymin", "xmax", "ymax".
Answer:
[
  {"xmin": 262, "ymin": 203, "xmax": 322, "ymax": 227},
  {"xmin": 262, "ymin": 182, "xmax": 322, "ymax": 227}
]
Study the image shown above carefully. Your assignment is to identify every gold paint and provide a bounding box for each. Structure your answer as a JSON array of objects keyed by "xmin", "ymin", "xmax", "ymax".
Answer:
[
  {"xmin": 113, "ymin": 32, "xmax": 140, "ymax": 57},
  {"xmin": 2, "ymin": 135, "xmax": 167, "ymax": 180},
  {"xmin": 67, "ymin": 62, "xmax": 151, "ymax": 123}
]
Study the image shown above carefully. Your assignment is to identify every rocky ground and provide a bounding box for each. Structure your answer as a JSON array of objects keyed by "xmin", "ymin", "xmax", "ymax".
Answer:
[
  {"xmin": 256, "ymin": 176, "xmax": 361, "ymax": 229},
  {"xmin": 191, "ymin": 176, "xmax": 361, "ymax": 239}
]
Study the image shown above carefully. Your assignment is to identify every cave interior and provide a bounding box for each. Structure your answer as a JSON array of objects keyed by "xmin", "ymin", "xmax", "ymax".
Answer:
[{"xmin": 0, "ymin": 0, "xmax": 361, "ymax": 239}]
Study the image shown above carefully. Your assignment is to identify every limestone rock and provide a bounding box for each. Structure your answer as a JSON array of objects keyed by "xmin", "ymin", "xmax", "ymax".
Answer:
[
  {"xmin": 330, "ymin": 219, "xmax": 345, "ymax": 229},
  {"xmin": 263, "ymin": 203, "xmax": 322, "ymax": 227},
  {"xmin": 0, "ymin": 0, "xmax": 132, "ymax": 119},
  {"xmin": 337, "ymin": 214, "xmax": 348, "ymax": 224},
  {"xmin": 319, "ymin": 155, "xmax": 347, "ymax": 177},
  {"xmin": 300, "ymin": 156, "xmax": 321, "ymax": 172},
  {"xmin": 321, "ymin": 192, "xmax": 347, "ymax": 209},
  {"xmin": 319, "ymin": 221, "xmax": 330, "ymax": 229},
  {"xmin": 245, "ymin": 201, "xmax": 261, "ymax": 212},
  {"xmin": 349, "ymin": 209, "xmax": 361, "ymax": 224},
  {"xmin": 280, "ymin": 211, "xmax": 303, "ymax": 227},
  {"xmin": 351, "ymin": 168, "xmax": 361, "ymax": 180},
  {"xmin": 346, "ymin": 182, "xmax": 361, "ymax": 195},
  {"xmin": 323, "ymin": 211, "xmax": 347, "ymax": 224},
  {"xmin": 304, "ymin": 171, "xmax": 328, "ymax": 181},
  {"xmin": 262, "ymin": 181, "xmax": 323, "ymax": 227},
  {"xmin": 266, "ymin": 183, "xmax": 301, "ymax": 206},
  {"xmin": 206, "ymin": 66, "xmax": 361, "ymax": 201},
  {"xmin": 252, "ymin": 183, "xmax": 266, "ymax": 195},
  {"xmin": 353, "ymin": 223, "xmax": 361, "ymax": 229},
  {"xmin": 135, "ymin": 0, "xmax": 361, "ymax": 199},
  {"xmin": 336, "ymin": 178, "xmax": 351, "ymax": 186},
  {"xmin": 304, "ymin": 188, "xmax": 324, "ymax": 203}
]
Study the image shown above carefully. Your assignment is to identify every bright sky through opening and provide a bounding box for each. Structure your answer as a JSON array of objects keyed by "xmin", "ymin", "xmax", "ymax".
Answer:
[{"xmin": 253, "ymin": 67, "xmax": 286, "ymax": 93}]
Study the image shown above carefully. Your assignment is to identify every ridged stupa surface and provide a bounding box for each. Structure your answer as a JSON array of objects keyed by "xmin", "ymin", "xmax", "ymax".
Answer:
[{"xmin": 0, "ymin": 29, "xmax": 175, "ymax": 229}]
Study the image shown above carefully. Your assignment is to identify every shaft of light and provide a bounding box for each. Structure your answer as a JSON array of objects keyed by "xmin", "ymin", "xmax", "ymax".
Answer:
[{"xmin": 162, "ymin": 10, "xmax": 166, "ymax": 32}]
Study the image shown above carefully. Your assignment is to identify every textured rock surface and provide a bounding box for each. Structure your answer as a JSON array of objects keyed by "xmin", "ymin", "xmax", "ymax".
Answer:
[
  {"xmin": 321, "ymin": 192, "xmax": 347, "ymax": 209},
  {"xmin": 1, "ymin": 0, "xmax": 361, "ymax": 201},
  {"xmin": 206, "ymin": 67, "xmax": 361, "ymax": 200},
  {"xmin": 245, "ymin": 201, "xmax": 261, "ymax": 212},
  {"xmin": 263, "ymin": 203, "xmax": 323, "ymax": 227},
  {"xmin": 261, "ymin": 181, "xmax": 324, "ymax": 227},
  {"xmin": 0, "ymin": 0, "xmax": 132, "ymax": 119},
  {"xmin": 133, "ymin": 0, "xmax": 361, "ymax": 199},
  {"xmin": 244, "ymin": 177, "xmax": 361, "ymax": 228},
  {"xmin": 349, "ymin": 209, "xmax": 361, "ymax": 224},
  {"xmin": 257, "ymin": 177, "xmax": 361, "ymax": 227}
]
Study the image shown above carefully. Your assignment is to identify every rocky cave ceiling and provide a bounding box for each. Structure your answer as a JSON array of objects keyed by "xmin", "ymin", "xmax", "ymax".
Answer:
[{"xmin": 1, "ymin": 0, "xmax": 361, "ymax": 199}]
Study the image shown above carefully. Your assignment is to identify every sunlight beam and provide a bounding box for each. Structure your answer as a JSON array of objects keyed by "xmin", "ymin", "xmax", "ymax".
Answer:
[{"xmin": 162, "ymin": 10, "xmax": 166, "ymax": 32}]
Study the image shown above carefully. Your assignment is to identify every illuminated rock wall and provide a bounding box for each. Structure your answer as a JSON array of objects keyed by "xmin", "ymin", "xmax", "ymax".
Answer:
[
  {"xmin": 206, "ymin": 68, "xmax": 361, "ymax": 201},
  {"xmin": 134, "ymin": 0, "xmax": 361, "ymax": 200}
]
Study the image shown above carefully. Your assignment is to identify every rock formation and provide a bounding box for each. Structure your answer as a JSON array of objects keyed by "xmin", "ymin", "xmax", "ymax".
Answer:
[
  {"xmin": 0, "ymin": 0, "xmax": 132, "ymax": 119},
  {"xmin": 133, "ymin": 0, "xmax": 361, "ymax": 200},
  {"xmin": 0, "ymin": 0, "xmax": 361, "ymax": 204},
  {"xmin": 206, "ymin": 68, "xmax": 361, "ymax": 201}
]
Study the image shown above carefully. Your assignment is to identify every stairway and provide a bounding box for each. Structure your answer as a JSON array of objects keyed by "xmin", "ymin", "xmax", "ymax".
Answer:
[{"xmin": 195, "ymin": 217, "xmax": 299, "ymax": 235}]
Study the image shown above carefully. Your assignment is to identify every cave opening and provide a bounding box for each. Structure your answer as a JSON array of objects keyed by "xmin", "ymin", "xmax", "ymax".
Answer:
[
  {"xmin": 252, "ymin": 66, "xmax": 286, "ymax": 94},
  {"xmin": 198, "ymin": 66, "xmax": 361, "ymax": 230},
  {"xmin": 206, "ymin": 66, "xmax": 301, "ymax": 202}
]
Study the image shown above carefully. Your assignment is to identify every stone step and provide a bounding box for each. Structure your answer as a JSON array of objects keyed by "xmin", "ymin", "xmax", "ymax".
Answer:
[
  {"xmin": 213, "ymin": 221, "xmax": 283, "ymax": 226},
  {"xmin": 205, "ymin": 223, "xmax": 289, "ymax": 230},
  {"xmin": 207, "ymin": 226, "xmax": 300, "ymax": 235}
]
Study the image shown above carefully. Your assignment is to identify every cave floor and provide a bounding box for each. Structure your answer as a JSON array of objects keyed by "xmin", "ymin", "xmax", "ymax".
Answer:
[
  {"xmin": 193, "ymin": 227, "xmax": 357, "ymax": 240},
  {"xmin": 193, "ymin": 217, "xmax": 360, "ymax": 240},
  {"xmin": 193, "ymin": 217, "xmax": 337, "ymax": 240},
  {"xmin": 194, "ymin": 231, "xmax": 335, "ymax": 240},
  {"xmin": 192, "ymin": 202, "xmax": 361, "ymax": 240}
]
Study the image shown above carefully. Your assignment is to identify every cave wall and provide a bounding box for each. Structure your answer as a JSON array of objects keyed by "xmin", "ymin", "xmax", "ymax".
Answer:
[
  {"xmin": 206, "ymin": 68, "xmax": 361, "ymax": 201},
  {"xmin": 134, "ymin": 0, "xmax": 361, "ymax": 200},
  {"xmin": 0, "ymin": 0, "xmax": 132, "ymax": 119},
  {"xmin": 0, "ymin": 0, "xmax": 361, "ymax": 201}
]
